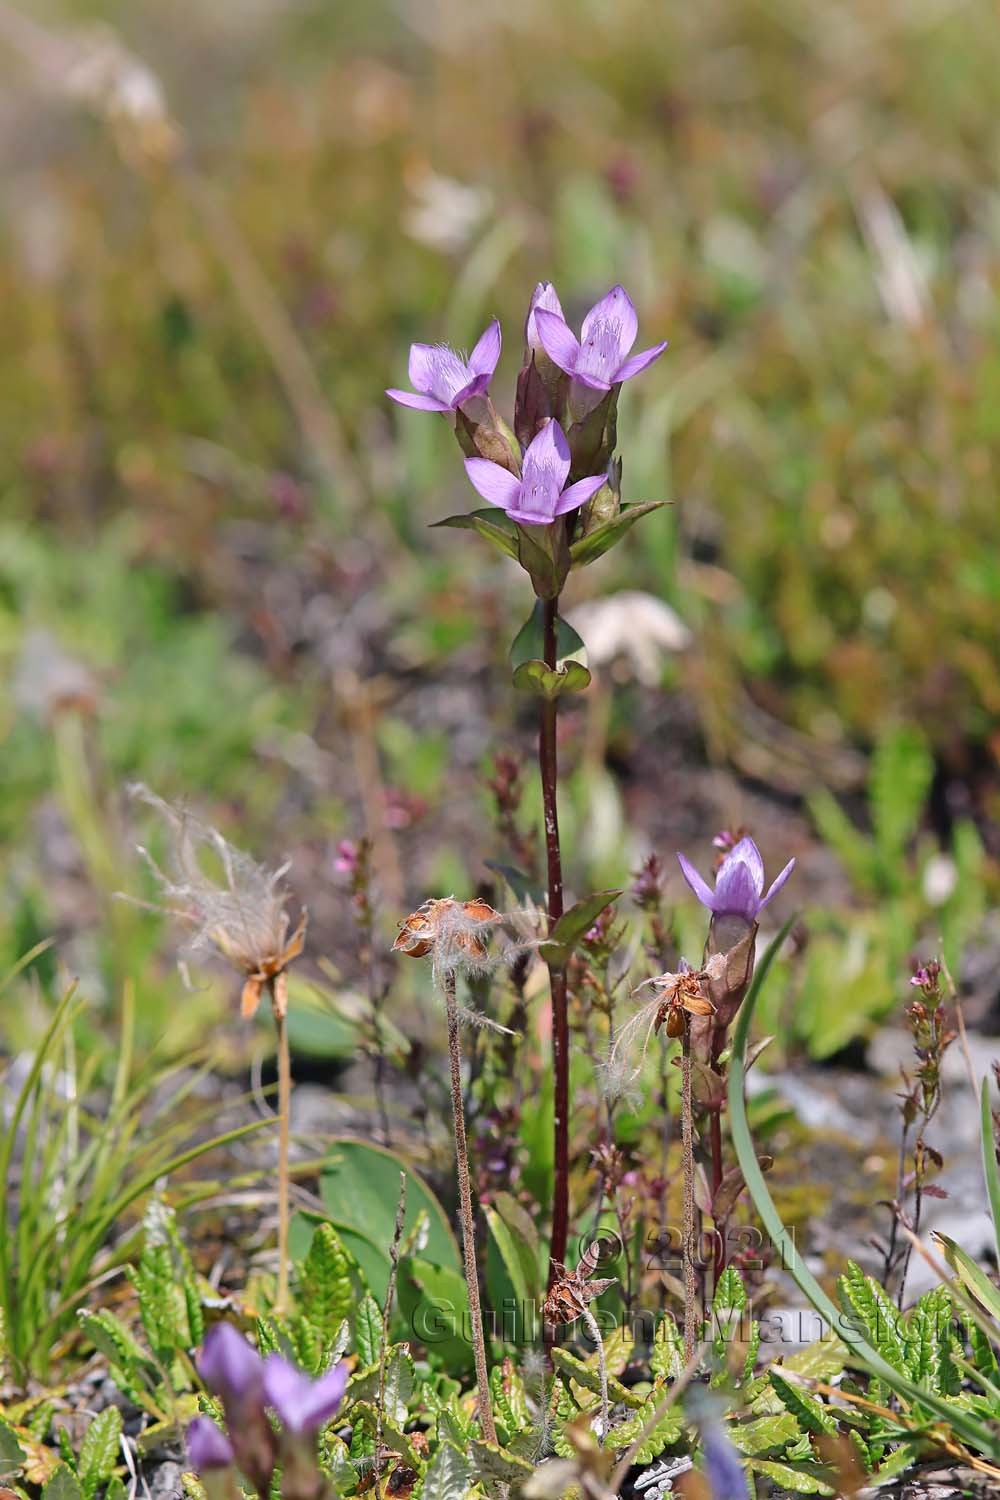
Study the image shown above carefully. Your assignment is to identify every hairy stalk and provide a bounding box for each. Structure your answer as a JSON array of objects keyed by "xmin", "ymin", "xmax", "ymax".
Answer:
[
  {"xmin": 271, "ymin": 987, "xmax": 292, "ymax": 1314},
  {"xmin": 681, "ymin": 1016, "xmax": 699, "ymax": 1363},
  {"xmin": 444, "ymin": 971, "xmax": 498, "ymax": 1445},
  {"xmin": 540, "ymin": 595, "xmax": 570, "ymax": 1289},
  {"xmin": 581, "ymin": 1305, "xmax": 609, "ymax": 1444},
  {"xmin": 375, "ymin": 1173, "xmax": 407, "ymax": 1487}
]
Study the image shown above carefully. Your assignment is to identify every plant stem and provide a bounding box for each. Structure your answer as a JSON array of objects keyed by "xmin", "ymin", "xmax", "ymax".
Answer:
[
  {"xmin": 581, "ymin": 1305, "xmax": 609, "ymax": 1444},
  {"xmin": 681, "ymin": 1017, "xmax": 699, "ymax": 1364},
  {"xmin": 444, "ymin": 971, "xmax": 498, "ymax": 1446},
  {"xmin": 272, "ymin": 992, "xmax": 291, "ymax": 1314},
  {"xmin": 540, "ymin": 595, "xmax": 570, "ymax": 1289},
  {"xmin": 375, "ymin": 1172, "xmax": 407, "ymax": 1487}
]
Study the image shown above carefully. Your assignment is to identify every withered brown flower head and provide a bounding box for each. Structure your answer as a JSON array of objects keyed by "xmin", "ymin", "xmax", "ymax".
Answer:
[
  {"xmin": 127, "ymin": 784, "xmax": 306, "ymax": 1019},
  {"xmin": 649, "ymin": 966, "xmax": 715, "ymax": 1039},
  {"xmin": 543, "ymin": 1242, "xmax": 617, "ymax": 1327},
  {"xmin": 392, "ymin": 897, "xmax": 501, "ymax": 983}
]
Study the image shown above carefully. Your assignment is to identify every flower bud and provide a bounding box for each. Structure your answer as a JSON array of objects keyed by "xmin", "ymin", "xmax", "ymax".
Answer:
[
  {"xmin": 579, "ymin": 457, "xmax": 621, "ymax": 535},
  {"xmin": 565, "ymin": 388, "xmax": 618, "ymax": 481},
  {"xmin": 453, "ymin": 396, "xmax": 521, "ymax": 474}
]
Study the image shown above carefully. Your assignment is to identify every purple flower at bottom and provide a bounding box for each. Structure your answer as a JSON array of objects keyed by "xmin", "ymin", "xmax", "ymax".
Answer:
[
  {"xmin": 700, "ymin": 1416, "xmax": 749, "ymax": 1499},
  {"xmin": 198, "ymin": 1323, "xmax": 264, "ymax": 1408},
  {"xmin": 464, "ymin": 418, "xmax": 606, "ymax": 527},
  {"xmin": 533, "ymin": 284, "xmax": 667, "ymax": 392},
  {"xmin": 262, "ymin": 1355, "xmax": 349, "ymax": 1435},
  {"xmin": 187, "ymin": 1417, "xmax": 235, "ymax": 1472},
  {"xmin": 386, "ymin": 319, "xmax": 501, "ymax": 412},
  {"xmin": 677, "ymin": 836, "xmax": 794, "ymax": 925}
]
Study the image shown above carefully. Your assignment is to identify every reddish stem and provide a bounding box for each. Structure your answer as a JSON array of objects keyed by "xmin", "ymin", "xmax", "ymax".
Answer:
[{"xmin": 541, "ymin": 596, "xmax": 570, "ymax": 1293}]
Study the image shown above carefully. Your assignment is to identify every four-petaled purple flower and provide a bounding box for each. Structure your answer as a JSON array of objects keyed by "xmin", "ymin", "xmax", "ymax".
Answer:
[
  {"xmin": 533, "ymin": 284, "xmax": 667, "ymax": 392},
  {"xmin": 386, "ymin": 319, "xmax": 501, "ymax": 412},
  {"xmin": 186, "ymin": 1416, "xmax": 235, "ymax": 1472},
  {"xmin": 198, "ymin": 1322, "xmax": 264, "ymax": 1408},
  {"xmin": 262, "ymin": 1354, "xmax": 350, "ymax": 1434},
  {"xmin": 677, "ymin": 836, "xmax": 794, "ymax": 925},
  {"xmin": 464, "ymin": 417, "xmax": 606, "ymax": 527}
]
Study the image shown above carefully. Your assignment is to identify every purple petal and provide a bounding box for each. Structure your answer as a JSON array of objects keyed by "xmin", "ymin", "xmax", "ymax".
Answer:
[
  {"xmin": 385, "ymin": 388, "xmax": 452, "ymax": 412},
  {"xmin": 525, "ymin": 282, "xmax": 565, "ymax": 350},
  {"xmin": 724, "ymin": 838, "xmax": 764, "ymax": 898},
  {"xmin": 582, "ymin": 284, "xmax": 638, "ymax": 356},
  {"xmin": 758, "ymin": 857, "xmax": 796, "ymax": 912},
  {"xmin": 569, "ymin": 369, "xmax": 613, "ymax": 392},
  {"xmin": 263, "ymin": 1355, "xmax": 347, "ymax": 1434},
  {"xmin": 553, "ymin": 472, "xmax": 607, "ymax": 516},
  {"xmin": 534, "ymin": 308, "xmax": 582, "ymax": 376},
  {"xmin": 701, "ymin": 1417, "xmax": 748, "ymax": 1499},
  {"xmin": 713, "ymin": 859, "xmax": 759, "ymax": 923},
  {"xmin": 677, "ymin": 852, "xmax": 717, "ymax": 913},
  {"xmin": 464, "ymin": 457, "xmax": 523, "ymax": 512},
  {"xmin": 298, "ymin": 1365, "xmax": 349, "ymax": 1431},
  {"xmin": 467, "ymin": 318, "xmax": 501, "ymax": 378},
  {"xmin": 198, "ymin": 1323, "xmax": 263, "ymax": 1403},
  {"xmin": 407, "ymin": 343, "xmax": 472, "ymax": 405},
  {"xmin": 508, "ymin": 508, "xmax": 556, "ymax": 526},
  {"xmin": 187, "ymin": 1417, "xmax": 234, "ymax": 1472},
  {"xmin": 615, "ymin": 340, "xmax": 668, "ymax": 382},
  {"xmin": 522, "ymin": 418, "xmax": 571, "ymax": 490},
  {"xmin": 452, "ymin": 370, "xmax": 493, "ymax": 406}
]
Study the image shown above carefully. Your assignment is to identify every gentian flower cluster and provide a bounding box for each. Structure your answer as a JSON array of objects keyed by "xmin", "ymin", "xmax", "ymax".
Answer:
[
  {"xmin": 187, "ymin": 1322, "xmax": 348, "ymax": 1500},
  {"xmin": 387, "ymin": 279, "xmax": 667, "ymax": 598}
]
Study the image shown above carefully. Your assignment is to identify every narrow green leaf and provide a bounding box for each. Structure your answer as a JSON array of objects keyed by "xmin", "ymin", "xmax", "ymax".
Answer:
[
  {"xmin": 432, "ymin": 509, "xmax": 519, "ymax": 560},
  {"xmin": 539, "ymin": 889, "xmax": 621, "ymax": 964},
  {"xmin": 769, "ymin": 1371, "xmax": 837, "ymax": 1436},
  {"xmin": 299, "ymin": 1222, "xmax": 354, "ymax": 1341},
  {"xmin": 0, "ymin": 1416, "xmax": 25, "ymax": 1475},
  {"xmin": 569, "ymin": 501, "xmax": 665, "ymax": 566},
  {"xmin": 78, "ymin": 1407, "xmax": 122, "ymax": 1496},
  {"xmin": 727, "ymin": 920, "xmax": 1000, "ymax": 1459},
  {"xmin": 981, "ymin": 1079, "xmax": 1000, "ymax": 1268},
  {"xmin": 935, "ymin": 1232, "xmax": 1000, "ymax": 1322},
  {"xmin": 42, "ymin": 1467, "xmax": 85, "ymax": 1500},
  {"xmin": 421, "ymin": 1440, "xmax": 471, "ymax": 1500},
  {"xmin": 354, "ymin": 1293, "xmax": 382, "ymax": 1368}
]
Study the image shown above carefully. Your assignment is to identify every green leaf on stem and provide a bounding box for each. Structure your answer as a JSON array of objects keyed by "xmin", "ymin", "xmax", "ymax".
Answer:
[
  {"xmin": 569, "ymin": 501, "xmax": 665, "ymax": 567},
  {"xmin": 432, "ymin": 509, "xmax": 519, "ymax": 560},
  {"xmin": 509, "ymin": 603, "xmax": 591, "ymax": 698},
  {"xmin": 539, "ymin": 889, "xmax": 621, "ymax": 965}
]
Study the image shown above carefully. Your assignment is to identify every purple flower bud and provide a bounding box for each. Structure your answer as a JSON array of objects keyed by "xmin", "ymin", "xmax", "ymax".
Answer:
[
  {"xmin": 187, "ymin": 1417, "xmax": 235, "ymax": 1472},
  {"xmin": 524, "ymin": 281, "xmax": 565, "ymax": 351},
  {"xmin": 262, "ymin": 1355, "xmax": 349, "ymax": 1435},
  {"xmin": 334, "ymin": 839, "xmax": 358, "ymax": 874},
  {"xmin": 677, "ymin": 837, "xmax": 794, "ymax": 925},
  {"xmin": 464, "ymin": 417, "xmax": 606, "ymax": 527},
  {"xmin": 386, "ymin": 320, "xmax": 501, "ymax": 412},
  {"xmin": 533, "ymin": 285, "xmax": 667, "ymax": 392},
  {"xmin": 198, "ymin": 1323, "xmax": 264, "ymax": 1408}
]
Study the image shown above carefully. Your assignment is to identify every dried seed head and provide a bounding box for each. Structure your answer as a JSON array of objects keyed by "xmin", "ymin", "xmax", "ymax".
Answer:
[
  {"xmin": 392, "ymin": 897, "xmax": 501, "ymax": 973},
  {"xmin": 126, "ymin": 784, "xmax": 306, "ymax": 1017},
  {"xmin": 543, "ymin": 1251, "xmax": 617, "ymax": 1327}
]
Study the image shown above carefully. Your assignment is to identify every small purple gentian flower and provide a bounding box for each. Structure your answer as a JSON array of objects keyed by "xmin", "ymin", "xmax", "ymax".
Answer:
[
  {"xmin": 262, "ymin": 1354, "xmax": 349, "ymax": 1435},
  {"xmin": 464, "ymin": 417, "xmax": 606, "ymax": 527},
  {"xmin": 386, "ymin": 319, "xmax": 501, "ymax": 412},
  {"xmin": 677, "ymin": 836, "xmax": 794, "ymax": 925},
  {"xmin": 533, "ymin": 284, "xmax": 667, "ymax": 392},
  {"xmin": 198, "ymin": 1323, "xmax": 264, "ymax": 1407},
  {"xmin": 186, "ymin": 1417, "xmax": 235, "ymax": 1472}
]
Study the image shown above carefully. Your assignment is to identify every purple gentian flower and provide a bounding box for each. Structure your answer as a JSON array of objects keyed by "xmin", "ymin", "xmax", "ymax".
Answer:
[
  {"xmin": 198, "ymin": 1323, "xmax": 264, "ymax": 1407},
  {"xmin": 464, "ymin": 417, "xmax": 606, "ymax": 526},
  {"xmin": 533, "ymin": 284, "xmax": 667, "ymax": 392},
  {"xmin": 524, "ymin": 281, "xmax": 565, "ymax": 352},
  {"xmin": 262, "ymin": 1355, "xmax": 349, "ymax": 1435},
  {"xmin": 187, "ymin": 1417, "xmax": 235, "ymax": 1472},
  {"xmin": 677, "ymin": 837, "xmax": 794, "ymax": 925},
  {"xmin": 386, "ymin": 319, "xmax": 501, "ymax": 412}
]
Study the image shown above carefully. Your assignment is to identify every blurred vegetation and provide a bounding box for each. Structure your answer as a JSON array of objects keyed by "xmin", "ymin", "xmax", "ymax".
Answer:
[{"xmin": 1, "ymin": 0, "xmax": 999, "ymax": 1039}]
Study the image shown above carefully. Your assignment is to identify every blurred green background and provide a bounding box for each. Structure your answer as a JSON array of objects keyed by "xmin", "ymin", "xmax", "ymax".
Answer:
[{"xmin": 1, "ymin": 0, "xmax": 999, "ymax": 1052}]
